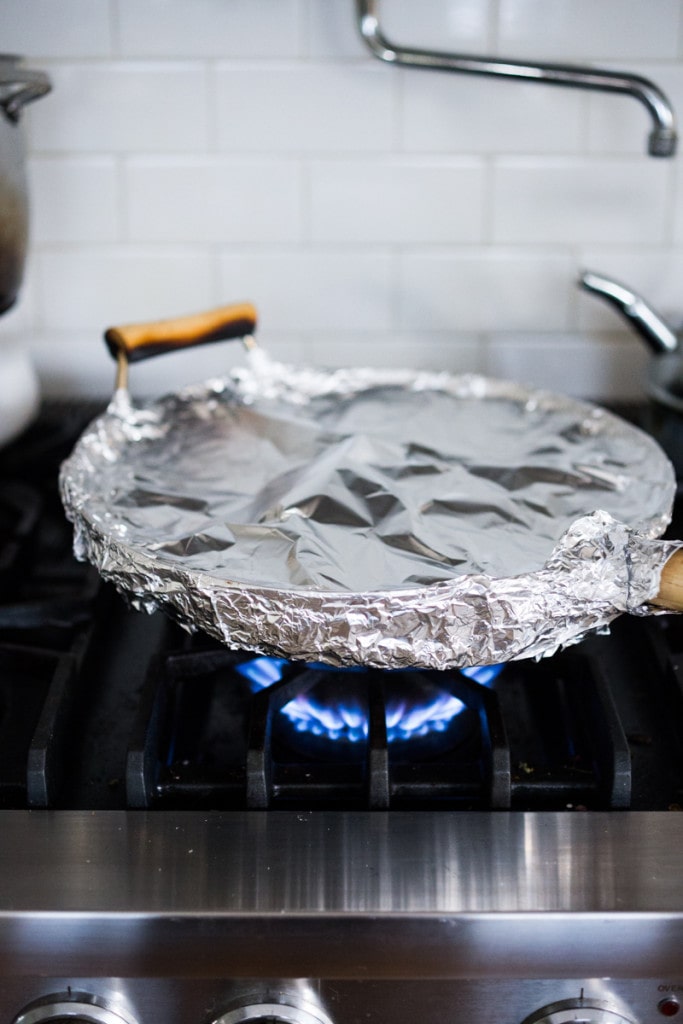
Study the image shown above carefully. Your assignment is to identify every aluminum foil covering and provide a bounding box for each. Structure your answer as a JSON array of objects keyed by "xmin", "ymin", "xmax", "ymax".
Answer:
[{"xmin": 60, "ymin": 353, "xmax": 680, "ymax": 669}]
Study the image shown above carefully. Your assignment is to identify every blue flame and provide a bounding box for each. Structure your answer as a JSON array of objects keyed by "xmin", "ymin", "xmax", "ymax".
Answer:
[
  {"xmin": 236, "ymin": 657, "xmax": 503, "ymax": 745},
  {"xmin": 460, "ymin": 663, "xmax": 504, "ymax": 686},
  {"xmin": 285, "ymin": 692, "xmax": 368, "ymax": 743},
  {"xmin": 237, "ymin": 656, "xmax": 289, "ymax": 689}
]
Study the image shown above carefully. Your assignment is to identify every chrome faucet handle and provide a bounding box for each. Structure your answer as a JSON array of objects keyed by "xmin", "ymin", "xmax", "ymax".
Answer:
[{"xmin": 579, "ymin": 270, "xmax": 679, "ymax": 355}]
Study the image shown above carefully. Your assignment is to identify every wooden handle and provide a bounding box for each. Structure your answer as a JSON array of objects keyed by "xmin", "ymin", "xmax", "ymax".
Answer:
[
  {"xmin": 651, "ymin": 548, "xmax": 683, "ymax": 611},
  {"xmin": 104, "ymin": 302, "xmax": 257, "ymax": 365}
]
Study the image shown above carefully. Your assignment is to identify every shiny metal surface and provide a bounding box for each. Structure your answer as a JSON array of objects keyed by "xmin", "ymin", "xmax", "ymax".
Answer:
[
  {"xmin": 355, "ymin": 0, "xmax": 677, "ymax": 157},
  {"xmin": 212, "ymin": 1001, "xmax": 333, "ymax": 1024},
  {"xmin": 580, "ymin": 272, "xmax": 679, "ymax": 356},
  {"xmin": 522, "ymin": 999, "xmax": 635, "ymax": 1024},
  {"xmin": 2, "ymin": 979, "xmax": 679, "ymax": 1024},
  {"xmin": 60, "ymin": 357, "xmax": 679, "ymax": 670},
  {"xmin": 0, "ymin": 810, "xmax": 681, "ymax": 978},
  {"xmin": 13, "ymin": 992, "xmax": 137, "ymax": 1024}
]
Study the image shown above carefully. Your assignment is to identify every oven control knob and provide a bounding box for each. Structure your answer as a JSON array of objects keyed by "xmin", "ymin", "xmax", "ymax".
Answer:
[
  {"xmin": 522, "ymin": 998, "xmax": 636, "ymax": 1024},
  {"xmin": 12, "ymin": 992, "xmax": 137, "ymax": 1024},
  {"xmin": 212, "ymin": 1001, "xmax": 334, "ymax": 1024}
]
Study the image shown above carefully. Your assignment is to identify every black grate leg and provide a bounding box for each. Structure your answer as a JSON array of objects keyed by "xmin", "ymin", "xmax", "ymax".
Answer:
[{"xmin": 367, "ymin": 676, "xmax": 389, "ymax": 809}]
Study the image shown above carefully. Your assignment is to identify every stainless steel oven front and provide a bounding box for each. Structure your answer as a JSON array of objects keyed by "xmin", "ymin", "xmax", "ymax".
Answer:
[{"xmin": 0, "ymin": 810, "xmax": 681, "ymax": 1024}]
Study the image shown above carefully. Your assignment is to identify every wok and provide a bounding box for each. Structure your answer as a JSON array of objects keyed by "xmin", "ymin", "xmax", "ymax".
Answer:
[{"xmin": 60, "ymin": 303, "xmax": 683, "ymax": 670}]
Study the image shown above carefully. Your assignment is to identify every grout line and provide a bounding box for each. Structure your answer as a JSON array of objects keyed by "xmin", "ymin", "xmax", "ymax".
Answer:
[
  {"xmin": 297, "ymin": 0, "xmax": 309, "ymax": 59},
  {"xmin": 205, "ymin": 61, "xmax": 218, "ymax": 155},
  {"xmin": 300, "ymin": 158, "xmax": 312, "ymax": 247},
  {"xmin": 109, "ymin": 0, "xmax": 121, "ymax": 58},
  {"xmin": 489, "ymin": 0, "xmax": 501, "ymax": 52},
  {"xmin": 482, "ymin": 158, "xmax": 496, "ymax": 246},
  {"xmin": 115, "ymin": 154, "xmax": 127, "ymax": 243},
  {"xmin": 662, "ymin": 162, "xmax": 678, "ymax": 248}
]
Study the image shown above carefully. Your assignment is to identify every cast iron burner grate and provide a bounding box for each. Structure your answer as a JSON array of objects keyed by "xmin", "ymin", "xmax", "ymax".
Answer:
[
  {"xmin": 0, "ymin": 403, "xmax": 682, "ymax": 812},
  {"xmin": 121, "ymin": 620, "xmax": 683, "ymax": 812},
  {"xmin": 125, "ymin": 650, "xmax": 511, "ymax": 810}
]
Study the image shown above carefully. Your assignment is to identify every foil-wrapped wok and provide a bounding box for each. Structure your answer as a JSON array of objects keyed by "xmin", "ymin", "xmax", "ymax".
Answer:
[{"xmin": 60, "ymin": 303, "xmax": 683, "ymax": 670}]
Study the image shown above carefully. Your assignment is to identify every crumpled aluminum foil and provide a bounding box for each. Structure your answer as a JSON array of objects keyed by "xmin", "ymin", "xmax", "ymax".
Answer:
[{"xmin": 60, "ymin": 354, "xmax": 680, "ymax": 669}]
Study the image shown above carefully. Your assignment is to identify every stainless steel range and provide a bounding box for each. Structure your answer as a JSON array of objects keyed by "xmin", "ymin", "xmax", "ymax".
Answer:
[{"xmin": 0, "ymin": 403, "xmax": 682, "ymax": 1024}]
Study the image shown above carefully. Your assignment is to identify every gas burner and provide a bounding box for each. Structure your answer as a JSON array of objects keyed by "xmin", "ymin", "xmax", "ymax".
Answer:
[
  {"xmin": 237, "ymin": 656, "xmax": 503, "ymax": 758},
  {"xmin": 2, "ymin": 401, "xmax": 683, "ymax": 816}
]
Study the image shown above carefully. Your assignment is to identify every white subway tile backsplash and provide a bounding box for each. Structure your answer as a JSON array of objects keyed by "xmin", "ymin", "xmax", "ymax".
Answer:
[
  {"xmin": 304, "ymin": 0, "xmax": 492, "ymax": 60},
  {"xmin": 0, "ymin": 0, "xmax": 112, "ymax": 59},
  {"xmin": 298, "ymin": 332, "xmax": 484, "ymax": 375},
  {"xmin": 397, "ymin": 251, "xmax": 573, "ymax": 332},
  {"xmin": 219, "ymin": 251, "xmax": 393, "ymax": 332},
  {"xmin": 492, "ymin": 159, "xmax": 671, "ymax": 244},
  {"xmin": 485, "ymin": 333, "xmax": 649, "ymax": 400},
  {"xmin": 3, "ymin": 0, "xmax": 681, "ymax": 401},
  {"xmin": 214, "ymin": 65, "xmax": 395, "ymax": 153},
  {"xmin": 118, "ymin": 0, "xmax": 301, "ymax": 59},
  {"xmin": 29, "ymin": 158, "xmax": 119, "ymax": 244},
  {"xmin": 672, "ymin": 162, "xmax": 683, "ymax": 246},
  {"xmin": 305, "ymin": 0, "xmax": 371, "ymax": 59},
  {"xmin": 497, "ymin": 0, "xmax": 681, "ymax": 60},
  {"xmin": 26, "ymin": 64, "xmax": 208, "ymax": 153},
  {"xmin": 38, "ymin": 249, "xmax": 216, "ymax": 332},
  {"xmin": 400, "ymin": 71, "xmax": 584, "ymax": 154},
  {"xmin": 370, "ymin": 0, "xmax": 492, "ymax": 53},
  {"xmin": 309, "ymin": 158, "xmax": 485, "ymax": 243},
  {"xmin": 125, "ymin": 158, "xmax": 302, "ymax": 243},
  {"xmin": 29, "ymin": 332, "xmax": 116, "ymax": 398}
]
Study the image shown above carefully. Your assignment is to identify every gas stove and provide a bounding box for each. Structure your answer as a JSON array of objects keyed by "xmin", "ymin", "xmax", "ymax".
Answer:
[{"xmin": 0, "ymin": 403, "xmax": 682, "ymax": 1024}]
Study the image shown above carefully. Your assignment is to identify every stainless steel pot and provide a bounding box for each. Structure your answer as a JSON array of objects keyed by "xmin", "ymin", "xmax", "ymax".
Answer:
[
  {"xmin": 0, "ymin": 54, "xmax": 51, "ymax": 314},
  {"xmin": 580, "ymin": 270, "xmax": 683, "ymax": 475}
]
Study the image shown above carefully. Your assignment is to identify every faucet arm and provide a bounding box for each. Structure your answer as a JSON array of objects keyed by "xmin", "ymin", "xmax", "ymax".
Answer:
[
  {"xmin": 579, "ymin": 270, "xmax": 679, "ymax": 355},
  {"xmin": 355, "ymin": 0, "xmax": 677, "ymax": 157}
]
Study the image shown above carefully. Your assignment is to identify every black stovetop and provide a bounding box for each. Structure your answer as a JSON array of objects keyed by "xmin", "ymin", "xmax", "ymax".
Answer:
[{"xmin": 1, "ymin": 402, "xmax": 683, "ymax": 812}]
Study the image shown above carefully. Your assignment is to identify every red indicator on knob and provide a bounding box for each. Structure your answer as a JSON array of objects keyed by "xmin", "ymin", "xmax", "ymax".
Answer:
[{"xmin": 658, "ymin": 999, "xmax": 681, "ymax": 1017}]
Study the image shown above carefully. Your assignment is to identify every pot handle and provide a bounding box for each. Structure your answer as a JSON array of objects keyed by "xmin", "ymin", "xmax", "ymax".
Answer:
[
  {"xmin": 651, "ymin": 548, "xmax": 683, "ymax": 611},
  {"xmin": 104, "ymin": 302, "xmax": 258, "ymax": 391},
  {"xmin": 0, "ymin": 68, "xmax": 51, "ymax": 123}
]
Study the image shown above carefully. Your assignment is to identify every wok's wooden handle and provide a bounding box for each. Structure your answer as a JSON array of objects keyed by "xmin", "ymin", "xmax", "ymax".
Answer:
[
  {"xmin": 104, "ymin": 302, "xmax": 257, "ymax": 365},
  {"xmin": 651, "ymin": 549, "xmax": 683, "ymax": 611}
]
